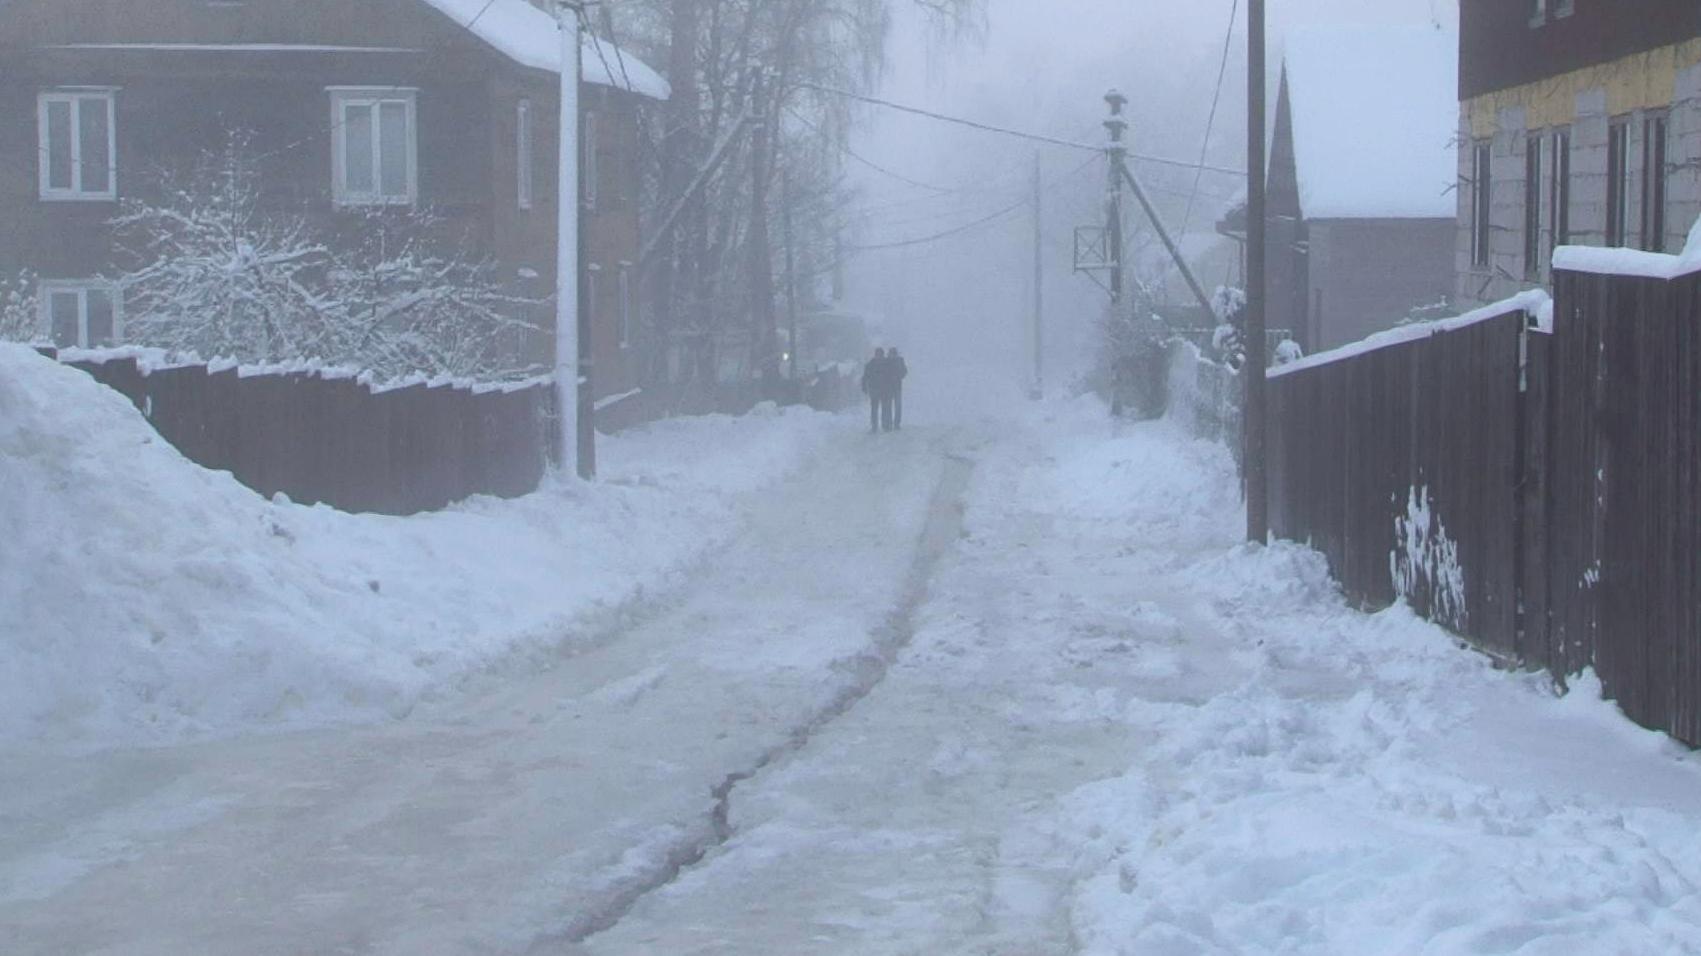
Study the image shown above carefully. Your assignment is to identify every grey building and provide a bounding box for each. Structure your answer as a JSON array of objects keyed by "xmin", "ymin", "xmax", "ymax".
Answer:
[
  {"xmin": 1456, "ymin": 2, "xmax": 1701, "ymax": 308},
  {"xmin": 1267, "ymin": 25, "xmax": 1458, "ymax": 352}
]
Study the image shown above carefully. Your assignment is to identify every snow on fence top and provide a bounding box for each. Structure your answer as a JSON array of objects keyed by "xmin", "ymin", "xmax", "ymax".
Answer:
[
  {"xmin": 1552, "ymin": 215, "xmax": 1701, "ymax": 280},
  {"xmin": 1283, "ymin": 25, "xmax": 1457, "ymax": 221},
  {"xmin": 1268, "ymin": 290, "xmax": 1552, "ymax": 380},
  {"xmin": 417, "ymin": 0, "xmax": 671, "ymax": 101}
]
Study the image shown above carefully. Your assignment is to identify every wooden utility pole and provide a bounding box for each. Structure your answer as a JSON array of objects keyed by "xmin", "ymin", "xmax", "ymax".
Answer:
[
  {"xmin": 1246, "ymin": 0, "xmax": 1269, "ymax": 542},
  {"xmin": 747, "ymin": 68, "xmax": 778, "ymax": 378},
  {"xmin": 1104, "ymin": 90, "xmax": 1128, "ymax": 308},
  {"xmin": 1031, "ymin": 151, "xmax": 1044, "ymax": 398},
  {"xmin": 555, "ymin": 0, "xmax": 592, "ymax": 479}
]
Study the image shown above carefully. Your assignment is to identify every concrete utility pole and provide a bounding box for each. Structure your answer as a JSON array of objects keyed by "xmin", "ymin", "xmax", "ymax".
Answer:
[
  {"xmin": 555, "ymin": 0, "xmax": 592, "ymax": 479},
  {"xmin": 1031, "ymin": 151, "xmax": 1045, "ymax": 399},
  {"xmin": 1245, "ymin": 0, "xmax": 1269, "ymax": 543},
  {"xmin": 1104, "ymin": 90, "xmax": 1128, "ymax": 308}
]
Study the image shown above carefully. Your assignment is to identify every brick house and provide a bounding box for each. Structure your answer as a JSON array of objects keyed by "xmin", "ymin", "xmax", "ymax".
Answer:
[
  {"xmin": 1265, "ymin": 25, "xmax": 1459, "ymax": 353},
  {"xmin": 1457, "ymin": 0, "xmax": 1701, "ymax": 307},
  {"xmin": 0, "ymin": 0, "xmax": 667, "ymax": 395}
]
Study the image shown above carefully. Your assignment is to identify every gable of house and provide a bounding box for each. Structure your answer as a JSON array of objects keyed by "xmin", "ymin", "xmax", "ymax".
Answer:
[{"xmin": 1283, "ymin": 25, "xmax": 1458, "ymax": 222}]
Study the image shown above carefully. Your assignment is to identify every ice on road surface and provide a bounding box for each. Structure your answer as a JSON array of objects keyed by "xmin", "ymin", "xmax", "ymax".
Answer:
[{"xmin": 5, "ymin": 389, "xmax": 1701, "ymax": 954}]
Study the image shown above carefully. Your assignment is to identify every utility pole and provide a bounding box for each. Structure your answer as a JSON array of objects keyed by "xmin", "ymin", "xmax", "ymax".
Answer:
[
  {"xmin": 1245, "ymin": 0, "xmax": 1269, "ymax": 543},
  {"xmin": 1104, "ymin": 90, "xmax": 1128, "ymax": 309},
  {"xmin": 747, "ymin": 68, "xmax": 778, "ymax": 379},
  {"xmin": 784, "ymin": 169, "xmax": 800, "ymax": 384},
  {"xmin": 555, "ymin": 0, "xmax": 592, "ymax": 479},
  {"xmin": 1031, "ymin": 151, "xmax": 1044, "ymax": 399}
]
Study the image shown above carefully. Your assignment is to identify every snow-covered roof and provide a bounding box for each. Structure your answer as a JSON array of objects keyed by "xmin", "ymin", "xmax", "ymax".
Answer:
[
  {"xmin": 1282, "ymin": 25, "xmax": 1456, "ymax": 221},
  {"xmin": 415, "ymin": 0, "xmax": 670, "ymax": 101}
]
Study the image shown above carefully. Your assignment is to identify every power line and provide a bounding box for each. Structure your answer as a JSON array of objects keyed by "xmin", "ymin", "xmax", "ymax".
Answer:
[
  {"xmin": 846, "ymin": 195, "xmax": 1030, "ymax": 252},
  {"xmin": 1180, "ymin": 0, "xmax": 1240, "ymax": 241},
  {"xmin": 796, "ymin": 81, "xmax": 1247, "ymax": 177},
  {"xmin": 785, "ymin": 107, "xmax": 967, "ymax": 194},
  {"xmin": 847, "ymin": 154, "xmax": 1097, "ymax": 252}
]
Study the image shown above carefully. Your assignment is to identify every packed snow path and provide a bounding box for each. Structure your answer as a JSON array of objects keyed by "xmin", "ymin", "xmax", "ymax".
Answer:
[
  {"xmin": 0, "ymin": 426, "xmax": 967, "ymax": 955},
  {"xmin": 9, "ymin": 401, "xmax": 1701, "ymax": 955}
]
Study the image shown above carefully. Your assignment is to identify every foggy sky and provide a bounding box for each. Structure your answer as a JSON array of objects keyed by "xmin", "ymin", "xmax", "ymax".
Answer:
[{"xmin": 839, "ymin": 0, "xmax": 1459, "ymax": 397}]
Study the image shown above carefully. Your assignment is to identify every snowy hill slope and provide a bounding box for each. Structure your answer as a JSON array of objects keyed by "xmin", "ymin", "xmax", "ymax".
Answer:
[{"xmin": 0, "ymin": 345, "xmax": 838, "ymax": 747}]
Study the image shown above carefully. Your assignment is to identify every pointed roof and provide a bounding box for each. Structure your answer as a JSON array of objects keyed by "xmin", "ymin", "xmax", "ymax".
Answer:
[
  {"xmin": 1282, "ymin": 25, "xmax": 1456, "ymax": 220},
  {"xmin": 415, "ymin": 0, "xmax": 670, "ymax": 101}
]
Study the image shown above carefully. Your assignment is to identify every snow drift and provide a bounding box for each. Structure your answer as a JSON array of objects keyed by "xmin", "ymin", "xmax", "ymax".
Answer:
[{"xmin": 0, "ymin": 345, "xmax": 837, "ymax": 747}]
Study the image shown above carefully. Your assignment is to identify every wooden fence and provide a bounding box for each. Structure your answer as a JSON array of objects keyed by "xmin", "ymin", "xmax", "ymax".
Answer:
[
  {"xmin": 48, "ymin": 351, "xmax": 863, "ymax": 518},
  {"xmin": 1541, "ymin": 269, "xmax": 1701, "ymax": 743},
  {"xmin": 51, "ymin": 351, "xmax": 557, "ymax": 516},
  {"xmin": 1266, "ymin": 309, "xmax": 1533, "ymax": 658},
  {"xmin": 1255, "ymin": 267, "xmax": 1701, "ymax": 746}
]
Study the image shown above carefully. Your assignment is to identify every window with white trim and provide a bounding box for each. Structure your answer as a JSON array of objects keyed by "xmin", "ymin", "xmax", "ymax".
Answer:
[
  {"xmin": 1471, "ymin": 140, "xmax": 1492, "ymax": 268},
  {"xmin": 517, "ymin": 98, "xmax": 534, "ymax": 211},
  {"xmin": 586, "ymin": 265, "xmax": 600, "ymax": 339},
  {"xmin": 583, "ymin": 109, "xmax": 599, "ymax": 211},
  {"xmin": 329, "ymin": 88, "xmax": 417, "ymax": 206},
  {"xmin": 618, "ymin": 263, "xmax": 633, "ymax": 349},
  {"xmin": 38, "ymin": 89, "xmax": 117, "ymax": 201},
  {"xmin": 39, "ymin": 281, "xmax": 121, "ymax": 348}
]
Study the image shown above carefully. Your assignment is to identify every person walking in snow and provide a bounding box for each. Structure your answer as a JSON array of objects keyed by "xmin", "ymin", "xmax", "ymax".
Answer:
[
  {"xmin": 862, "ymin": 348, "xmax": 889, "ymax": 434},
  {"xmin": 887, "ymin": 348, "xmax": 909, "ymax": 430}
]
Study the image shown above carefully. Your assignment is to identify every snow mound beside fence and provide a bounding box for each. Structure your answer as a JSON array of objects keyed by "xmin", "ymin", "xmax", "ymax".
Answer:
[{"xmin": 0, "ymin": 344, "xmax": 838, "ymax": 748}]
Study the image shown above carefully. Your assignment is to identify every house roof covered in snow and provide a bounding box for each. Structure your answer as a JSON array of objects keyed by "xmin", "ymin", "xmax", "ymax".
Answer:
[
  {"xmin": 1282, "ymin": 25, "xmax": 1456, "ymax": 221},
  {"xmin": 416, "ymin": 0, "xmax": 670, "ymax": 101}
]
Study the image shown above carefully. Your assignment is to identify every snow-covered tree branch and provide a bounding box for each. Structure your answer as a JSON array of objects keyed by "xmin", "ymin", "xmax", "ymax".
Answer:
[{"xmin": 111, "ymin": 133, "xmax": 543, "ymax": 381}]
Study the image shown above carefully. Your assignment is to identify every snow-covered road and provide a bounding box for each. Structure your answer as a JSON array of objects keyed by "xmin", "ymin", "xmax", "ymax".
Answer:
[{"xmin": 8, "ymin": 395, "xmax": 1701, "ymax": 955}]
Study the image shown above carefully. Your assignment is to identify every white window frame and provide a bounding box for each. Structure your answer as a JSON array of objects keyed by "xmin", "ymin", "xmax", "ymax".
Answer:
[
  {"xmin": 328, "ymin": 87, "xmax": 418, "ymax": 207},
  {"xmin": 37, "ymin": 88, "xmax": 118, "ymax": 201},
  {"xmin": 517, "ymin": 97, "xmax": 534, "ymax": 211},
  {"xmin": 617, "ymin": 262, "xmax": 633, "ymax": 349},
  {"xmin": 583, "ymin": 109, "xmax": 599, "ymax": 211},
  {"xmin": 38, "ymin": 280, "xmax": 123, "ymax": 348}
]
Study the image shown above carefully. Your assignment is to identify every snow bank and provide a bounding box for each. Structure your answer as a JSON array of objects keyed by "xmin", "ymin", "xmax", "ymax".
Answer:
[
  {"xmin": 0, "ymin": 345, "xmax": 835, "ymax": 747},
  {"xmin": 1010, "ymin": 399, "xmax": 1701, "ymax": 954}
]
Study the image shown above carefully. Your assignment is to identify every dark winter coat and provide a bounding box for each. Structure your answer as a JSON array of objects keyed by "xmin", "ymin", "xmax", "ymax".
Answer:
[
  {"xmin": 862, "ymin": 357, "xmax": 894, "ymax": 397},
  {"xmin": 888, "ymin": 355, "xmax": 908, "ymax": 390}
]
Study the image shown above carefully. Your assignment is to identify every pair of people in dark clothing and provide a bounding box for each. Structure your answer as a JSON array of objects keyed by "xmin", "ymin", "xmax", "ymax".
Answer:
[{"xmin": 861, "ymin": 347, "xmax": 908, "ymax": 433}]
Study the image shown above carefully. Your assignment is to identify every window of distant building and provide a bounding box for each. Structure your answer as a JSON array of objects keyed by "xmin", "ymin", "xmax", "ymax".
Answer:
[
  {"xmin": 618, "ymin": 263, "xmax": 633, "ymax": 349},
  {"xmin": 1607, "ymin": 118, "xmax": 1631, "ymax": 248},
  {"xmin": 38, "ymin": 89, "xmax": 117, "ymax": 201},
  {"xmin": 583, "ymin": 109, "xmax": 599, "ymax": 211},
  {"xmin": 39, "ymin": 281, "xmax": 121, "ymax": 348},
  {"xmin": 329, "ymin": 87, "xmax": 417, "ymax": 206},
  {"xmin": 1643, "ymin": 111, "xmax": 1668, "ymax": 253},
  {"xmin": 517, "ymin": 98, "xmax": 534, "ymax": 211},
  {"xmin": 1524, "ymin": 134, "xmax": 1543, "ymax": 279},
  {"xmin": 1549, "ymin": 127, "xmax": 1571, "ymax": 259},
  {"xmin": 1530, "ymin": 0, "xmax": 1547, "ymax": 26},
  {"xmin": 1472, "ymin": 141, "xmax": 1492, "ymax": 269}
]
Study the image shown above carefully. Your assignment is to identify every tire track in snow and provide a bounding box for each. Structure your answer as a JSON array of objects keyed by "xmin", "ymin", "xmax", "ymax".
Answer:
[{"xmin": 535, "ymin": 451, "xmax": 977, "ymax": 949}]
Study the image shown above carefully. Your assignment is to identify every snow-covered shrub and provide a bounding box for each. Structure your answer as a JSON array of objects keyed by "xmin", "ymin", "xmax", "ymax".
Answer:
[
  {"xmin": 1273, "ymin": 337, "xmax": 1305, "ymax": 365},
  {"xmin": 1090, "ymin": 279, "xmax": 1170, "ymax": 417},
  {"xmin": 322, "ymin": 209, "xmax": 542, "ymax": 380},
  {"xmin": 113, "ymin": 132, "xmax": 330, "ymax": 363},
  {"xmin": 0, "ymin": 272, "xmax": 39, "ymax": 344},
  {"xmin": 112, "ymin": 132, "xmax": 541, "ymax": 381}
]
